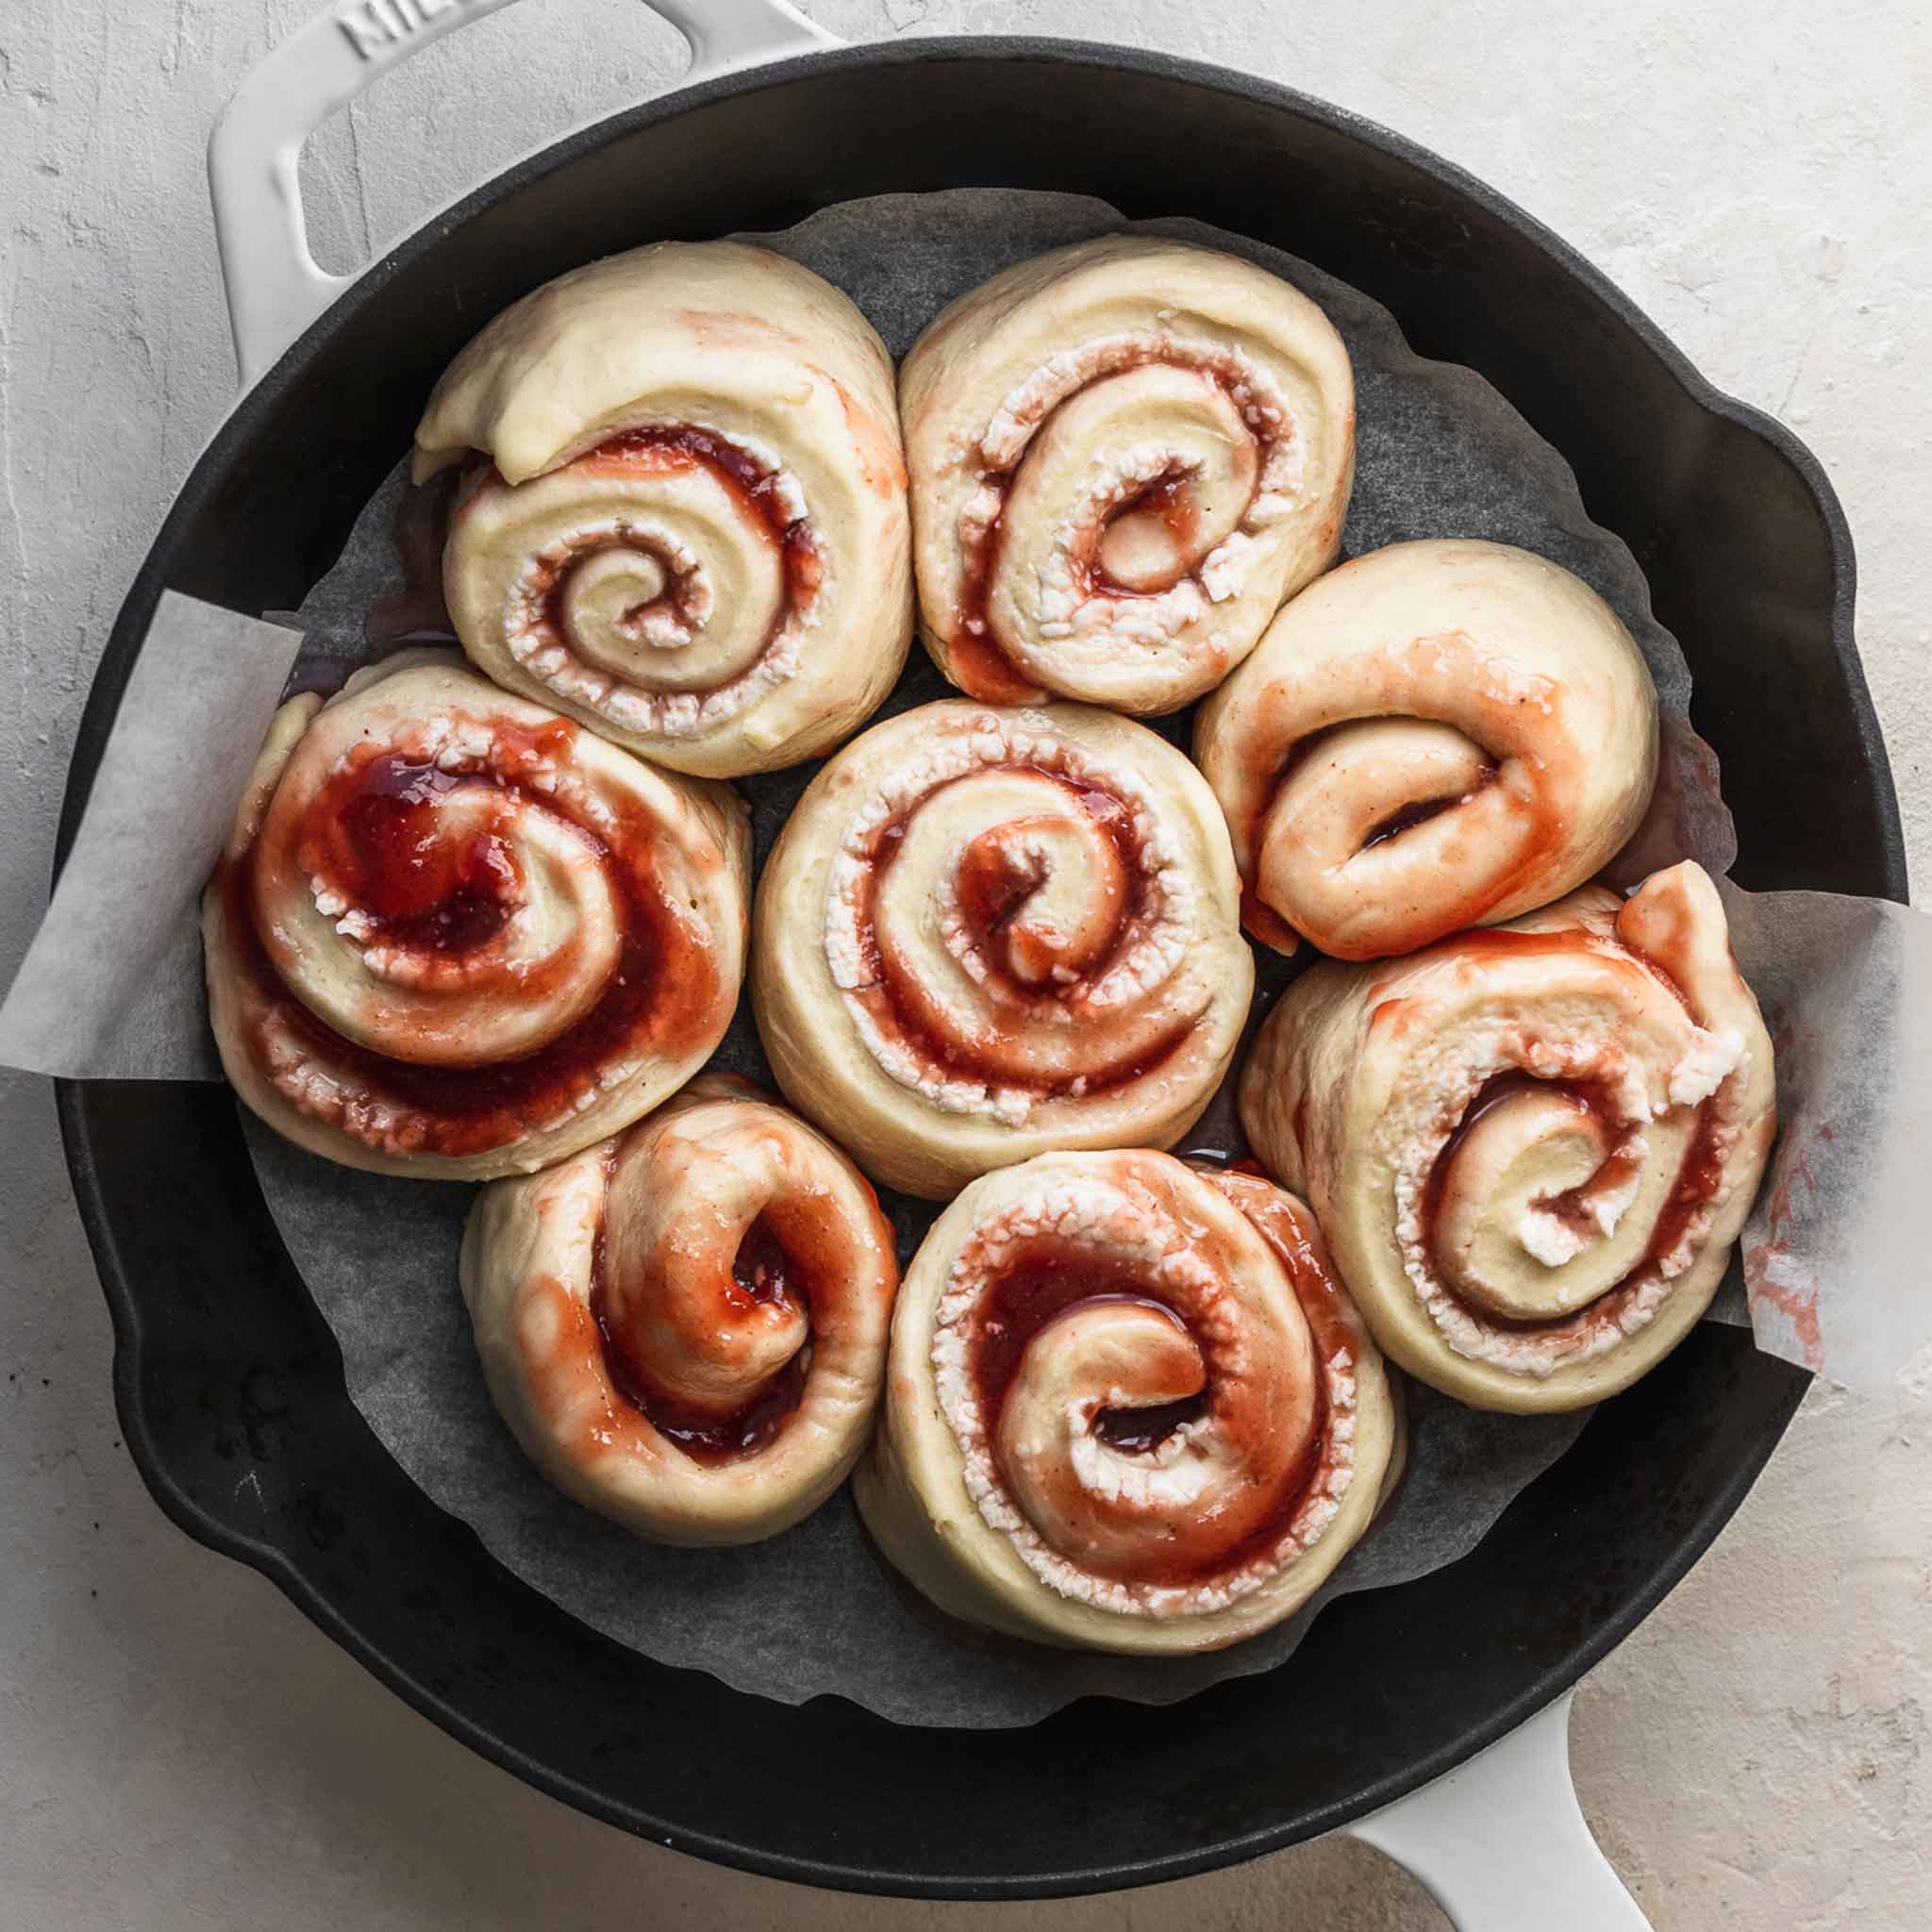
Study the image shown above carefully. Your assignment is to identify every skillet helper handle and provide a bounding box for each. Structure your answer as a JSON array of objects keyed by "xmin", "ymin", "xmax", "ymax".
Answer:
[
  {"xmin": 1342, "ymin": 1690, "xmax": 1654, "ymax": 1930},
  {"xmin": 207, "ymin": 0, "xmax": 840, "ymax": 389}
]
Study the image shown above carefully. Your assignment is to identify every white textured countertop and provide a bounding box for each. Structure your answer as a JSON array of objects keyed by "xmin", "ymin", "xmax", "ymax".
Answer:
[{"xmin": 3, "ymin": 2, "xmax": 1928, "ymax": 1925}]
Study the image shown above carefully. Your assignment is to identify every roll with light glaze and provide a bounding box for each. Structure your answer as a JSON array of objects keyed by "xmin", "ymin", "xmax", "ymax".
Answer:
[
  {"xmin": 752, "ymin": 700, "xmax": 1255, "ymax": 1198},
  {"xmin": 901, "ymin": 235, "xmax": 1355, "ymax": 715},
  {"xmin": 1241, "ymin": 862, "xmax": 1775, "ymax": 1410},
  {"xmin": 417, "ymin": 240, "xmax": 912, "ymax": 777},
  {"xmin": 204, "ymin": 651, "xmax": 747, "ymax": 1180},
  {"xmin": 1196, "ymin": 539, "xmax": 1659, "ymax": 959},
  {"xmin": 460, "ymin": 1077, "xmax": 900, "ymax": 1545},
  {"xmin": 854, "ymin": 1148, "xmax": 1395, "ymax": 1653}
]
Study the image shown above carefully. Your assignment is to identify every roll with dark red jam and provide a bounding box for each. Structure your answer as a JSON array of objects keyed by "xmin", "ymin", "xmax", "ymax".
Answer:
[
  {"xmin": 752, "ymin": 700, "xmax": 1254, "ymax": 1198},
  {"xmin": 458, "ymin": 1074, "xmax": 896, "ymax": 1538},
  {"xmin": 855, "ymin": 1148, "xmax": 1394, "ymax": 1652},
  {"xmin": 900, "ymin": 235, "xmax": 1354, "ymax": 715},
  {"xmin": 204, "ymin": 651, "xmax": 747, "ymax": 1180},
  {"xmin": 1241, "ymin": 862, "xmax": 1776, "ymax": 1410},
  {"xmin": 416, "ymin": 240, "xmax": 912, "ymax": 777},
  {"xmin": 460, "ymin": 1077, "xmax": 899, "ymax": 1544}
]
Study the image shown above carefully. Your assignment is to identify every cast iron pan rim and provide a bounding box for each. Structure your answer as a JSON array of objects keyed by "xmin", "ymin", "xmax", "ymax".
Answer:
[{"xmin": 52, "ymin": 34, "xmax": 1905, "ymax": 1897}]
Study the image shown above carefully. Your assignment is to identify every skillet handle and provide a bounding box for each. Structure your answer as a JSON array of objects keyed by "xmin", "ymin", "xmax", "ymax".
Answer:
[
  {"xmin": 1341, "ymin": 1691, "xmax": 1654, "ymax": 1929},
  {"xmin": 206, "ymin": 0, "xmax": 840, "ymax": 390}
]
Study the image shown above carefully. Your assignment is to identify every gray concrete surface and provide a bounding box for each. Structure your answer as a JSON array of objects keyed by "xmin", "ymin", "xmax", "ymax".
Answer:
[{"xmin": 3, "ymin": 2, "xmax": 1928, "ymax": 1925}]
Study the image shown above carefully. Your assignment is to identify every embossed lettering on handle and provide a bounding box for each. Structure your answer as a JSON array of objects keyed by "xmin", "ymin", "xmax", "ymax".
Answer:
[
  {"xmin": 337, "ymin": 0, "xmax": 479, "ymax": 64},
  {"xmin": 208, "ymin": 0, "xmax": 839, "ymax": 389}
]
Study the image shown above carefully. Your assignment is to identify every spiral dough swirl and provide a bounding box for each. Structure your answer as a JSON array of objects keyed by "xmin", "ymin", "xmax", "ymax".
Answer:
[
  {"xmin": 1241, "ymin": 862, "xmax": 1777, "ymax": 1410},
  {"xmin": 1197, "ymin": 539, "xmax": 1660, "ymax": 960},
  {"xmin": 901, "ymin": 236, "xmax": 1355, "ymax": 716},
  {"xmin": 203, "ymin": 652, "xmax": 748, "ymax": 1180},
  {"xmin": 752, "ymin": 701, "xmax": 1254, "ymax": 1197},
  {"xmin": 418, "ymin": 240, "xmax": 912, "ymax": 778},
  {"xmin": 460, "ymin": 1077, "xmax": 899, "ymax": 1545},
  {"xmin": 853, "ymin": 1149, "xmax": 1395, "ymax": 1653}
]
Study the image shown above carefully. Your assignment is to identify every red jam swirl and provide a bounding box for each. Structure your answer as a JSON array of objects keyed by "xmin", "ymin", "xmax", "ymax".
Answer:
[
  {"xmin": 227, "ymin": 716, "xmax": 722, "ymax": 1158},
  {"xmin": 1644, "ymin": 1105, "xmax": 1728, "ymax": 1274},
  {"xmin": 305, "ymin": 753, "xmax": 521, "ymax": 956},
  {"xmin": 1417, "ymin": 1065, "xmax": 1731, "ymax": 1329},
  {"xmin": 851, "ymin": 766, "xmax": 1193, "ymax": 1102},
  {"xmin": 592, "ymin": 1216, "xmax": 812, "ymax": 1465},
  {"xmin": 965, "ymin": 1235, "xmax": 1328, "ymax": 1589},
  {"xmin": 971, "ymin": 1258, "xmax": 1185, "ymax": 1433},
  {"xmin": 1240, "ymin": 715, "xmax": 1544, "ymax": 955},
  {"xmin": 1359, "ymin": 791, "xmax": 1472, "ymax": 850},
  {"xmin": 948, "ymin": 357, "xmax": 1280, "ymax": 702},
  {"xmin": 731, "ymin": 1217, "xmax": 797, "ymax": 1307},
  {"xmin": 504, "ymin": 425, "xmax": 823, "ymax": 660}
]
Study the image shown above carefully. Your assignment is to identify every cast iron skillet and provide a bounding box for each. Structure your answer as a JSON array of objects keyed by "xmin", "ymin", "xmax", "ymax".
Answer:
[{"xmin": 55, "ymin": 8, "xmax": 1905, "ymax": 1903}]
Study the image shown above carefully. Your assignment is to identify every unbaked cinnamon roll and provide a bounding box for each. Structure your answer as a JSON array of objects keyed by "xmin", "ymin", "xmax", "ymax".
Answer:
[
  {"xmin": 416, "ymin": 240, "xmax": 912, "ymax": 777},
  {"xmin": 752, "ymin": 700, "xmax": 1254, "ymax": 1198},
  {"xmin": 460, "ymin": 1076, "xmax": 899, "ymax": 1545},
  {"xmin": 1241, "ymin": 862, "xmax": 1775, "ymax": 1410},
  {"xmin": 854, "ymin": 1149, "xmax": 1395, "ymax": 1653},
  {"xmin": 204, "ymin": 651, "xmax": 747, "ymax": 1180},
  {"xmin": 1196, "ymin": 539, "xmax": 1659, "ymax": 959},
  {"xmin": 901, "ymin": 236, "xmax": 1354, "ymax": 715}
]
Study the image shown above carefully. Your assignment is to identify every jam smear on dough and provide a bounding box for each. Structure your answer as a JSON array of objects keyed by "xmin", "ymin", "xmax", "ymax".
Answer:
[
  {"xmin": 309, "ymin": 753, "xmax": 521, "ymax": 956},
  {"xmin": 529, "ymin": 425, "xmax": 824, "ymax": 648},
  {"xmin": 965, "ymin": 1237, "xmax": 1329, "ymax": 1589},
  {"xmin": 592, "ymin": 1214, "xmax": 813, "ymax": 1465},
  {"xmin": 1418, "ymin": 1066, "xmax": 1733, "ymax": 1328},
  {"xmin": 854, "ymin": 766, "xmax": 1194, "ymax": 1101},
  {"xmin": 947, "ymin": 357, "xmax": 1279, "ymax": 702},
  {"xmin": 227, "ymin": 715, "xmax": 722, "ymax": 1158},
  {"xmin": 1238, "ymin": 722, "xmax": 1547, "ymax": 956}
]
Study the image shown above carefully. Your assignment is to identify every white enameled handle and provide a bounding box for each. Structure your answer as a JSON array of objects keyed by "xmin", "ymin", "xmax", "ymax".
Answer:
[
  {"xmin": 207, "ymin": 0, "xmax": 840, "ymax": 389},
  {"xmin": 1342, "ymin": 1690, "xmax": 1653, "ymax": 1929}
]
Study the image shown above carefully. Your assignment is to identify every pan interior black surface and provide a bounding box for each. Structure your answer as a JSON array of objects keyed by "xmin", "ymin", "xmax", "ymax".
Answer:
[{"xmin": 58, "ymin": 42, "xmax": 1901, "ymax": 1899}]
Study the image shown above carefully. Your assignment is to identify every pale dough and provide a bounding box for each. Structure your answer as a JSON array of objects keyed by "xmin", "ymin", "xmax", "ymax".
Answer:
[
  {"xmin": 203, "ymin": 651, "xmax": 748, "ymax": 1180},
  {"xmin": 901, "ymin": 235, "xmax": 1354, "ymax": 715},
  {"xmin": 418, "ymin": 240, "xmax": 912, "ymax": 777},
  {"xmin": 1196, "ymin": 538, "xmax": 1659, "ymax": 959},
  {"xmin": 751, "ymin": 699, "xmax": 1254, "ymax": 1197},
  {"xmin": 854, "ymin": 1148, "xmax": 1396, "ymax": 1653},
  {"xmin": 1241, "ymin": 862, "xmax": 1777, "ymax": 1410},
  {"xmin": 460, "ymin": 1077, "xmax": 899, "ymax": 1545}
]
